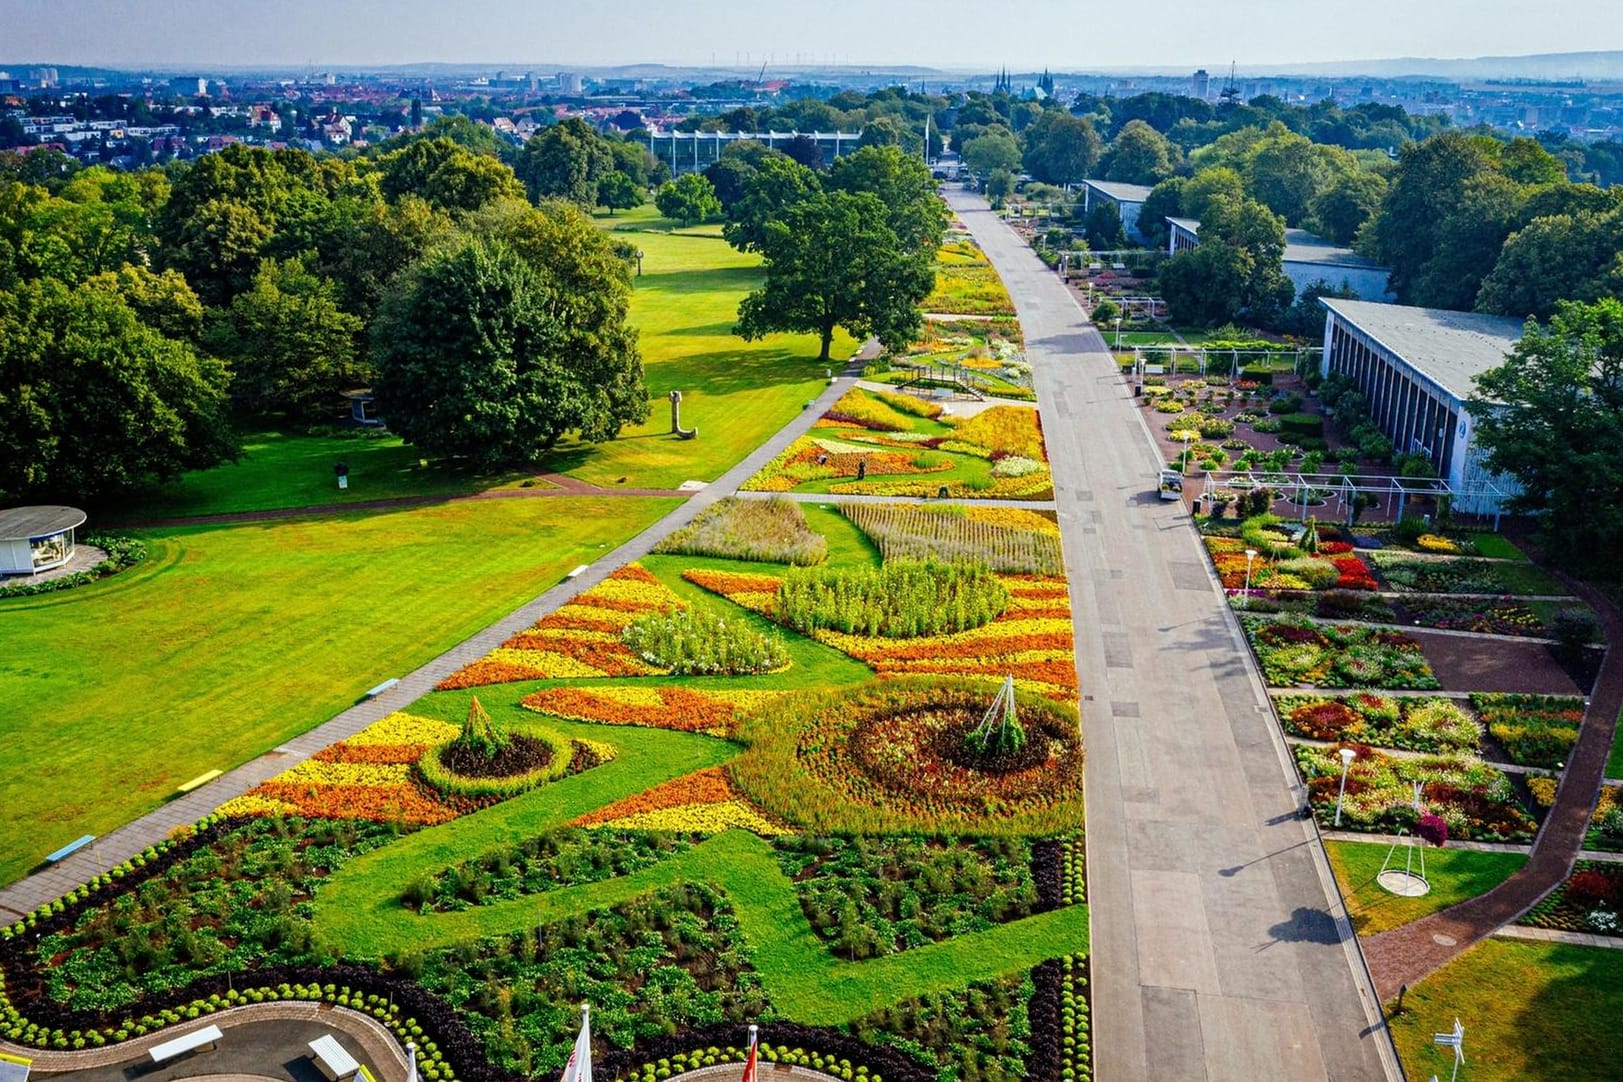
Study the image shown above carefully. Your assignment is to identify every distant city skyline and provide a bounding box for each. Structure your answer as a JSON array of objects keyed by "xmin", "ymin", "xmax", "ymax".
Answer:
[{"xmin": 4, "ymin": 0, "xmax": 1622, "ymax": 73}]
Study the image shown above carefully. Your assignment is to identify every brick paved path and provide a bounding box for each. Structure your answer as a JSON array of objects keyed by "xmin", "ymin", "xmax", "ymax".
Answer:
[
  {"xmin": 1360, "ymin": 572, "xmax": 1622, "ymax": 1000},
  {"xmin": 0, "ymin": 356, "xmax": 868, "ymax": 921}
]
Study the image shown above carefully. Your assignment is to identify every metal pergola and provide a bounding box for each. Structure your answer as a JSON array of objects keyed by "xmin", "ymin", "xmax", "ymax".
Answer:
[
  {"xmin": 1195, "ymin": 470, "xmax": 1507, "ymax": 527},
  {"xmin": 1132, "ymin": 344, "xmax": 1322, "ymax": 377}
]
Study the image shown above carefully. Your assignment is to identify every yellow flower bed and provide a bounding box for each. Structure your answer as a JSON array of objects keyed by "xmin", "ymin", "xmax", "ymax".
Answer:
[
  {"xmin": 589, "ymin": 576, "xmax": 687, "ymax": 609},
  {"xmin": 950, "ymin": 405, "xmax": 1047, "ymax": 461},
  {"xmin": 577, "ymin": 738, "xmax": 619, "ymax": 763},
  {"xmin": 583, "ymin": 799, "xmax": 796, "ymax": 836},
  {"xmin": 275, "ymin": 760, "xmax": 413, "ymax": 787},
  {"xmin": 216, "ymin": 793, "xmax": 297, "ymax": 817},
  {"xmin": 1417, "ymin": 533, "xmax": 1464, "ymax": 554},
  {"xmin": 481, "ymin": 647, "xmax": 618, "ymax": 679},
  {"xmin": 345, "ymin": 713, "xmax": 460, "ymax": 747},
  {"xmin": 966, "ymin": 506, "xmax": 1061, "ymax": 536}
]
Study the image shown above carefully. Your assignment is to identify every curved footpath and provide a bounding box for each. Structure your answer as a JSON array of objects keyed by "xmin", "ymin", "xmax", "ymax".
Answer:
[
  {"xmin": 1360, "ymin": 571, "xmax": 1623, "ymax": 998},
  {"xmin": 1, "ymin": 1002, "xmax": 407, "ymax": 1081},
  {"xmin": 945, "ymin": 187, "xmax": 1400, "ymax": 1081},
  {"xmin": 0, "ymin": 353, "xmax": 869, "ymax": 921}
]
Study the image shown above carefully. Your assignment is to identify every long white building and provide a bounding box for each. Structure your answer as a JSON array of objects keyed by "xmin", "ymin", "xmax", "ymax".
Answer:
[{"xmin": 1319, "ymin": 298, "xmax": 1525, "ymax": 511}]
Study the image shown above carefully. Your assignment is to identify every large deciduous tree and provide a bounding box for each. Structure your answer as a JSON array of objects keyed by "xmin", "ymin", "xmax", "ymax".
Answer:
[
  {"xmin": 826, "ymin": 145, "xmax": 948, "ymax": 256},
  {"xmin": 1102, "ymin": 120, "xmax": 1175, "ymax": 185},
  {"xmin": 654, "ymin": 173, "xmax": 721, "ymax": 225},
  {"xmin": 514, "ymin": 118, "xmax": 617, "ymax": 207},
  {"xmin": 1159, "ymin": 196, "xmax": 1294, "ymax": 328},
  {"xmin": 961, "ymin": 128, "xmax": 1022, "ymax": 178},
  {"xmin": 372, "ymin": 233, "xmax": 647, "ymax": 467},
  {"xmin": 735, "ymin": 189, "xmax": 931, "ymax": 362},
  {"xmin": 1021, "ymin": 112, "xmax": 1102, "ymax": 186},
  {"xmin": 1469, "ymin": 299, "xmax": 1623, "ymax": 568},
  {"xmin": 0, "ymin": 277, "xmax": 234, "ymax": 501},
  {"xmin": 206, "ymin": 256, "xmax": 366, "ymax": 419}
]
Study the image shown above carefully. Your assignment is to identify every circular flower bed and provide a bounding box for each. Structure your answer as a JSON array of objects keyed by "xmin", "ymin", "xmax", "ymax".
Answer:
[
  {"xmin": 416, "ymin": 724, "xmax": 574, "ymax": 800},
  {"xmin": 731, "ymin": 678, "xmax": 1084, "ymax": 834}
]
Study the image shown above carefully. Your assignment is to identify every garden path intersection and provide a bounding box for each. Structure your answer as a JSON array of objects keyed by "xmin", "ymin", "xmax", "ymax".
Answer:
[{"xmin": 944, "ymin": 187, "xmax": 1401, "ymax": 1081}]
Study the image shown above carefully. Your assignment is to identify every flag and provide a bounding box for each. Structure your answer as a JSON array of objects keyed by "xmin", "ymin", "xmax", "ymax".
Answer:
[
  {"xmin": 561, "ymin": 1006, "xmax": 592, "ymax": 1082},
  {"xmin": 741, "ymin": 1026, "xmax": 758, "ymax": 1082}
]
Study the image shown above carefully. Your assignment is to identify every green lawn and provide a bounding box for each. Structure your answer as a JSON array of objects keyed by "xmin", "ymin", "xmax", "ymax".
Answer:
[
  {"xmin": 1389, "ymin": 938, "xmax": 1623, "ymax": 1082},
  {"xmin": 1469, "ymin": 533, "xmax": 1531, "ymax": 561},
  {"xmin": 104, "ymin": 429, "xmax": 531, "ymax": 521},
  {"xmin": 1606, "ymin": 707, "xmax": 1623, "ymax": 780},
  {"xmin": 0, "ymin": 496, "xmax": 677, "ymax": 886},
  {"xmin": 1325, "ymin": 841, "xmax": 1526, "ymax": 936}
]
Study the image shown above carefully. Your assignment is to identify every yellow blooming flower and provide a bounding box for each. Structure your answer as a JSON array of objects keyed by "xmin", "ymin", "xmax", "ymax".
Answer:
[
  {"xmin": 216, "ymin": 793, "xmax": 297, "ymax": 817},
  {"xmin": 583, "ymin": 800, "xmax": 796, "ymax": 837},
  {"xmin": 346, "ymin": 713, "xmax": 460, "ymax": 747},
  {"xmin": 276, "ymin": 760, "xmax": 413, "ymax": 787}
]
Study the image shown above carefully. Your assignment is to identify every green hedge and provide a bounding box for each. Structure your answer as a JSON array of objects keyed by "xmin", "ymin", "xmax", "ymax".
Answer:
[{"xmin": 1279, "ymin": 413, "xmax": 1324, "ymax": 437}]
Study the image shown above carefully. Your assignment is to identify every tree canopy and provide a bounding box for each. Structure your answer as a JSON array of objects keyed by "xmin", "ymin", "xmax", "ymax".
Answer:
[
  {"xmin": 1470, "ymin": 299, "xmax": 1623, "ymax": 568},
  {"xmin": 0, "ymin": 275, "xmax": 235, "ymax": 500},
  {"xmin": 373, "ymin": 230, "xmax": 648, "ymax": 467}
]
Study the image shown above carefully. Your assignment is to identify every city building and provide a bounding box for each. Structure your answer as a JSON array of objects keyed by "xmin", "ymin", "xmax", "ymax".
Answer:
[
  {"xmin": 1168, "ymin": 218, "xmax": 1395, "ymax": 301},
  {"xmin": 1079, "ymin": 178, "xmax": 1156, "ymax": 243},
  {"xmin": 1319, "ymin": 298, "xmax": 1524, "ymax": 510},
  {"xmin": 1192, "ymin": 69, "xmax": 1211, "ymax": 100}
]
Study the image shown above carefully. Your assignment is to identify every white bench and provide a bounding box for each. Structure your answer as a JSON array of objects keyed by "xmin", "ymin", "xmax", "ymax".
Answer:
[
  {"xmin": 309, "ymin": 1033, "xmax": 360, "ymax": 1082},
  {"xmin": 148, "ymin": 1024, "xmax": 222, "ymax": 1063}
]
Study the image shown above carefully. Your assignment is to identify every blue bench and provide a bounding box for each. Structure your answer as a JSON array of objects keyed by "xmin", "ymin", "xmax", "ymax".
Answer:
[
  {"xmin": 45, "ymin": 835, "xmax": 94, "ymax": 864},
  {"xmin": 365, "ymin": 678, "xmax": 400, "ymax": 699}
]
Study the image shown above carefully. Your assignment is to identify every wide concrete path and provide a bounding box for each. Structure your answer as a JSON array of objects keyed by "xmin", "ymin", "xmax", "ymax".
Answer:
[{"xmin": 946, "ymin": 188, "xmax": 1401, "ymax": 1081}]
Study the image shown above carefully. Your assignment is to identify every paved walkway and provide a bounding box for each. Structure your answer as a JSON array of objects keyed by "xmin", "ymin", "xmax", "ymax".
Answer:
[
  {"xmin": 1359, "ymin": 572, "xmax": 1623, "ymax": 999},
  {"xmin": 3, "ymin": 1002, "xmax": 407, "ymax": 1082},
  {"xmin": 0, "ymin": 360, "xmax": 868, "ymax": 920},
  {"xmin": 946, "ymin": 188, "xmax": 1401, "ymax": 1082}
]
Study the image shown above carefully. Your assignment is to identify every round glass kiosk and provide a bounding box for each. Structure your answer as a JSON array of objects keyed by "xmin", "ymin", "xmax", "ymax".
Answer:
[{"xmin": 0, "ymin": 505, "xmax": 88, "ymax": 575}]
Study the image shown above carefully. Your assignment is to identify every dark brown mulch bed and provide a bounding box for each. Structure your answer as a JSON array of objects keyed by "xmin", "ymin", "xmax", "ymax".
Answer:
[
  {"xmin": 438, "ymin": 733, "xmax": 554, "ymax": 778},
  {"xmin": 1407, "ymin": 628, "xmax": 1588, "ymax": 696}
]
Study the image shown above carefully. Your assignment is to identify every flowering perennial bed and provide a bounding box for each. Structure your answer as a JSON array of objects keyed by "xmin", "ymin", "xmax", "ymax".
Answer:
[
  {"xmin": 1294, "ymin": 744, "xmax": 1536, "ymax": 841},
  {"xmin": 1276, "ymin": 693, "xmax": 1481, "ymax": 753},
  {"xmin": 685, "ymin": 568, "xmax": 1077, "ymax": 700},
  {"xmin": 1206, "ymin": 536, "xmax": 1376, "ymax": 592},
  {"xmin": 841, "ymin": 502, "xmax": 1064, "ymax": 576},
  {"xmin": 571, "ymin": 766, "xmax": 793, "ymax": 836},
  {"xmin": 218, "ymin": 713, "xmax": 464, "ymax": 825},
  {"xmin": 1520, "ymin": 861, "xmax": 1623, "ymax": 937},
  {"xmin": 437, "ymin": 564, "xmax": 682, "ymax": 689},
  {"xmin": 1243, "ymin": 616, "xmax": 1440, "ymax": 689},
  {"xmin": 520, "ymin": 684, "xmax": 786, "ymax": 738},
  {"xmin": 1471, "ymin": 693, "xmax": 1585, "ymax": 768}
]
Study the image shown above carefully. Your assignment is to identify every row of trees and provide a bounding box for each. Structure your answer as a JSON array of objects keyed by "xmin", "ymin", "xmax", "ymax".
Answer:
[{"xmin": 1, "ymin": 124, "xmax": 657, "ymax": 500}]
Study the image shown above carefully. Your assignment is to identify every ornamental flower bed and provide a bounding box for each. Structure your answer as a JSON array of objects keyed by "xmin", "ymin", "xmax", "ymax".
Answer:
[
  {"xmin": 218, "ymin": 713, "xmax": 464, "ymax": 825},
  {"xmin": 1276, "ymin": 693, "xmax": 1481, "ymax": 753},
  {"xmin": 1242, "ymin": 616, "xmax": 1440, "ymax": 689},
  {"xmin": 842, "ymin": 501, "xmax": 1064, "ymax": 576},
  {"xmin": 1471, "ymin": 693, "xmax": 1584, "ymax": 767},
  {"xmin": 686, "ymin": 568, "xmax": 1077, "ymax": 701},
  {"xmin": 730, "ymin": 677, "xmax": 1085, "ymax": 835},
  {"xmin": 437, "ymin": 564, "xmax": 682, "ymax": 689},
  {"xmin": 1519, "ymin": 862, "xmax": 1623, "ymax": 937},
  {"xmin": 570, "ymin": 766, "xmax": 793, "ymax": 836},
  {"xmin": 1528, "ymin": 779, "xmax": 1623, "ymax": 851},
  {"xmin": 521, "ymin": 685, "xmax": 786, "ymax": 738},
  {"xmin": 1394, "ymin": 596, "xmax": 1549, "ymax": 637},
  {"xmin": 1205, "ymin": 536, "xmax": 1375, "ymax": 592},
  {"xmin": 1294, "ymin": 744, "xmax": 1536, "ymax": 841}
]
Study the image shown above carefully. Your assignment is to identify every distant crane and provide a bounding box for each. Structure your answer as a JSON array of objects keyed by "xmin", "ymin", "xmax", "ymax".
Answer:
[{"xmin": 1219, "ymin": 61, "xmax": 1241, "ymax": 105}]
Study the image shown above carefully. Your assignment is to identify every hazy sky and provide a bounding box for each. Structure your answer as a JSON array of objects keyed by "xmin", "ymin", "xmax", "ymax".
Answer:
[{"xmin": 4, "ymin": 0, "xmax": 1622, "ymax": 71}]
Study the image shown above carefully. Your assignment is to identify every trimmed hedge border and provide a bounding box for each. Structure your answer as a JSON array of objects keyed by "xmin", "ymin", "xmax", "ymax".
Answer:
[
  {"xmin": 598, "ymin": 1022, "xmax": 932, "ymax": 1082},
  {"xmin": 0, "ymin": 534, "xmax": 146, "ymax": 599}
]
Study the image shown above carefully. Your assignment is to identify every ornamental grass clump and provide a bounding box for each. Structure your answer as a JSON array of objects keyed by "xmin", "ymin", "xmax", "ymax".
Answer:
[
  {"xmin": 621, "ymin": 607, "xmax": 789, "ymax": 675},
  {"xmin": 840, "ymin": 502, "xmax": 1063, "ymax": 576},
  {"xmin": 653, "ymin": 496, "xmax": 828, "ymax": 566},
  {"xmin": 776, "ymin": 560, "xmax": 1009, "ymax": 639}
]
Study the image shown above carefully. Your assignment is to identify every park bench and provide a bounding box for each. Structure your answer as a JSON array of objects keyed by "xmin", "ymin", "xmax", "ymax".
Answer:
[
  {"xmin": 44, "ymin": 835, "xmax": 93, "ymax": 864},
  {"xmin": 566, "ymin": 564, "xmax": 590, "ymax": 580},
  {"xmin": 309, "ymin": 1033, "xmax": 360, "ymax": 1082},
  {"xmin": 364, "ymin": 678, "xmax": 399, "ymax": 699},
  {"xmin": 176, "ymin": 770, "xmax": 222, "ymax": 795},
  {"xmin": 149, "ymin": 1024, "xmax": 222, "ymax": 1064}
]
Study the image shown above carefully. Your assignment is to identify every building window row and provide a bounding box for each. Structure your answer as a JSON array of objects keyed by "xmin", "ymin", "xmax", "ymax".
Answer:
[{"xmin": 1326, "ymin": 320, "xmax": 1457, "ymax": 477}]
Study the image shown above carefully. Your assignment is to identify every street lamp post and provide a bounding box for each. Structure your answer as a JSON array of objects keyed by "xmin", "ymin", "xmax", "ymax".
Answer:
[
  {"xmin": 1334, "ymin": 746, "xmax": 1357, "ymax": 827},
  {"xmin": 1243, "ymin": 548, "xmax": 1257, "ymax": 609},
  {"xmin": 1114, "ymin": 314, "xmax": 1123, "ymax": 351}
]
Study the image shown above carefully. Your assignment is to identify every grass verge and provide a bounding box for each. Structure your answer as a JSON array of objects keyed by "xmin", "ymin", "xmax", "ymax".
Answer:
[{"xmin": 1325, "ymin": 840, "xmax": 1526, "ymax": 936}]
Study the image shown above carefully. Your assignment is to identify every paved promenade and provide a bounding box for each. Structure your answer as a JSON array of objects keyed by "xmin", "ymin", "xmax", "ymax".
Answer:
[
  {"xmin": 945, "ymin": 188, "xmax": 1400, "ymax": 1082},
  {"xmin": 0, "ymin": 357, "xmax": 866, "ymax": 920}
]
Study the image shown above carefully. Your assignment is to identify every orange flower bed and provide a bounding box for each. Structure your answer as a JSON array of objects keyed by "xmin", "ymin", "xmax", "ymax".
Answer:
[
  {"xmin": 250, "ymin": 781, "xmax": 460, "ymax": 825},
  {"xmin": 683, "ymin": 569, "xmax": 785, "ymax": 598},
  {"xmin": 438, "ymin": 563, "xmax": 681, "ymax": 689},
  {"xmin": 572, "ymin": 766, "xmax": 735, "ymax": 826},
  {"xmin": 524, "ymin": 686, "xmax": 732, "ymax": 734},
  {"xmin": 436, "ymin": 657, "xmax": 549, "ymax": 690},
  {"xmin": 314, "ymin": 743, "xmax": 424, "ymax": 765}
]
